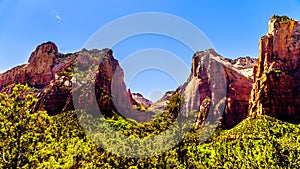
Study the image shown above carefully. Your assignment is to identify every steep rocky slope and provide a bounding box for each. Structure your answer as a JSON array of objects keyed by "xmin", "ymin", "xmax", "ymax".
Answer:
[
  {"xmin": 178, "ymin": 49, "xmax": 255, "ymax": 129},
  {"xmin": 149, "ymin": 54, "xmax": 256, "ymax": 129},
  {"xmin": 128, "ymin": 90, "xmax": 153, "ymax": 109},
  {"xmin": 0, "ymin": 42, "xmax": 60, "ymax": 89},
  {"xmin": 215, "ymin": 56, "xmax": 257, "ymax": 79},
  {"xmin": 248, "ymin": 15, "xmax": 300, "ymax": 121}
]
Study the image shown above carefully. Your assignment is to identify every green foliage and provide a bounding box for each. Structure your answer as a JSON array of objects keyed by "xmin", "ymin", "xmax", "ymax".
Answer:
[
  {"xmin": 186, "ymin": 116, "xmax": 300, "ymax": 168},
  {"xmin": 58, "ymin": 68, "xmax": 73, "ymax": 78},
  {"xmin": 0, "ymin": 84, "xmax": 52, "ymax": 168},
  {"xmin": 272, "ymin": 15, "xmax": 294, "ymax": 22},
  {"xmin": 133, "ymin": 104, "xmax": 148, "ymax": 111},
  {"xmin": 1, "ymin": 85, "xmax": 300, "ymax": 168},
  {"xmin": 165, "ymin": 92, "xmax": 182, "ymax": 118}
]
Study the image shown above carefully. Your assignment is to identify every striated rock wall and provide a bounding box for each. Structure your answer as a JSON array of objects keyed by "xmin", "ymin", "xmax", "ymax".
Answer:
[
  {"xmin": 180, "ymin": 49, "xmax": 253, "ymax": 129},
  {"xmin": 248, "ymin": 15, "xmax": 300, "ymax": 121}
]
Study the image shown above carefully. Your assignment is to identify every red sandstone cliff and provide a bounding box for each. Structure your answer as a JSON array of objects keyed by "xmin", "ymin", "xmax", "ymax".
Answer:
[
  {"xmin": 178, "ymin": 49, "xmax": 255, "ymax": 129},
  {"xmin": 248, "ymin": 15, "xmax": 300, "ymax": 121}
]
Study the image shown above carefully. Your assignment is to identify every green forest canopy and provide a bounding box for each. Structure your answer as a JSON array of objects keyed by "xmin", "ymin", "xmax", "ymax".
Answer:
[{"xmin": 0, "ymin": 84, "xmax": 300, "ymax": 168}]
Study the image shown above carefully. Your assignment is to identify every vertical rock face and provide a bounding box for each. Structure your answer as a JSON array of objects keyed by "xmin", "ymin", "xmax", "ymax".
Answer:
[
  {"xmin": 249, "ymin": 15, "xmax": 300, "ymax": 121},
  {"xmin": 0, "ymin": 42, "xmax": 58, "ymax": 89},
  {"xmin": 27, "ymin": 42, "xmax": 58, "ymax": 88},
  {"xmin": 179, "ymin": 49, "xmax": 253, "ymax": 129}
]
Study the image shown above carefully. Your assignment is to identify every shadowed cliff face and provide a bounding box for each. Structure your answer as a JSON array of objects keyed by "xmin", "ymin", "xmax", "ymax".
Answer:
[{"xmin": 249, "ymin": 16, "xmax": 300, "ymax": 121}]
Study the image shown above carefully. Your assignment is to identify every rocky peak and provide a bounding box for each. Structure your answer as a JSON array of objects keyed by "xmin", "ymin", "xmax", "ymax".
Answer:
[
  {"xmin": 231, "ymin": 57, "xmax": 256, "ymax": 69},
  {"xmin": 28, "ymin": 41, "xmax": 58, "ymax": 63},
  {"xmin": 268, "ymin": 15, "xmax": 298, "ymax": 36},
  {"xmin": 248, "ymin": 15, "xmax": 300, "ymax": 121},
  {"xmin": 128, "ymin": 90, "xmax": 152, "ymax": 109},
  {"xmin": 192, "ymin": 49, "xmax": 257, "ymax": 79},
  {"xmin": 150, "ymin": 91, "xmax": 174, "ymax": 112},
  {"xmin": 0, "ymin": 42, "xmax": 61, "ymax": 89}
]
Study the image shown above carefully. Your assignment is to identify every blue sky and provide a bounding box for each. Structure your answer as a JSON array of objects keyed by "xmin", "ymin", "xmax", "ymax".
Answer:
[{"xmin": 1, "ymin": 0, "xmax": 300, "ymax": 101}]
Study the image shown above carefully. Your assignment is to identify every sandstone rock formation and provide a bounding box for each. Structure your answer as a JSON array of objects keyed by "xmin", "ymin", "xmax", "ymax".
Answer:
[
  {"xmin": 2, "ymin": 15, "xmax": 300, "ymax": 130},
  {"xmin": 177, "ymin": 49, "xmax": 254, "ymax": 129},
  {"xmin": 0, "ymin": 42, "xmax": 57, "ymax": 89},
  {"xmin": 230, "ymin": 57, "xmax": 257, "ymax": 79},
  {"xmin": 248, "ymin": 15, "xmax": 300, "ymax": 121},
  {"xmin": 0, "ymin": 42, "xmax": 152, "ymax": 122},
  {"xmin": 212, "ymin": 55, "xmax": 257, "ymax": 80},
  {"xmin": 0, "ymin": 41, "xmax": 257, "ymax": 128}
]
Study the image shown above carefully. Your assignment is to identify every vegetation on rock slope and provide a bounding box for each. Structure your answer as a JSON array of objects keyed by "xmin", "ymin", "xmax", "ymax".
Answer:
[{"xmin": 1, "ymin": 84, "xmax": 300, "ymax": 168}]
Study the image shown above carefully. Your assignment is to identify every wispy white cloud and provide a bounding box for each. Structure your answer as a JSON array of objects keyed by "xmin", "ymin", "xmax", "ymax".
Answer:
[{"xmin": 55, "ymin": 15, "xmax": 63, "ymax": 24}]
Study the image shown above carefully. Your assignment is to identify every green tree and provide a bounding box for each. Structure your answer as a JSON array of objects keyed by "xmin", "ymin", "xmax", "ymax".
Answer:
[{"xmin": 0, "ymin": 84, "xmax": 52, "ymax": 168}]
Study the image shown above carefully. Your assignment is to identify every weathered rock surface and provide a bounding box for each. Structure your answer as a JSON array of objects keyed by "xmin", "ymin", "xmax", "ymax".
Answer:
[
  {"xmin": 0, "ymin": 42, "xmax": 57, "ymax": 89},
  {"xmin": 178, "ymin": 49, "xmax": 254, "ymax": 129},
  {"xmin": 248, "ymin": 15, "xmax": 300, "ymax": 121},
  {"xmin": 213, "ymin": 55, "xmax": 257, "ymax": 80}
]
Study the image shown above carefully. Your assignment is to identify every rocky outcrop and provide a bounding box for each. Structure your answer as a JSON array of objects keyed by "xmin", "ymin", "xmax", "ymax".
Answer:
[
  {"xmin": 179, "ymin": 49, "xmax": 253, "ymax": 129},
  {"xmin": 0, "ymin": 42, "xmax": 58, "ymax": 89},
  {"xmin": 211, "ymin": 55, "xmax": 257, "ymax": 80},
  {"xmin": 230, "ymin": 57, "xmax": 257, "ymax": 79},
  {"xmin": 248, "ymin": 15, "xmax": 300, "ymax": 121},
  {"xmin": 128, "ymin": 90, "xmax": 152, "ymax": 109}
]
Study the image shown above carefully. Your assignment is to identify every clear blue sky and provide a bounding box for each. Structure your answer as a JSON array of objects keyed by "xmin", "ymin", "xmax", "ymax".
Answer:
[{"xmin": 1, "ymin": 0, "xmax": 300, "ymax": 101}]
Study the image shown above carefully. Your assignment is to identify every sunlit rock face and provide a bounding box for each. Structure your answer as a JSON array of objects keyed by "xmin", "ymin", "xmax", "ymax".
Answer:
[
  {"xmin": 249, "ymin": 15, "xmax": 300, "ymax": 122},
  {"xmin": 177, "ymin": 49, "xmax": 254, "ymax": 129}
]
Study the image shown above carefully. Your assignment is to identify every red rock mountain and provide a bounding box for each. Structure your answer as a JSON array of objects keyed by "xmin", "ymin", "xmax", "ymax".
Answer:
[
  {"xmin": 1, "ymin": 15, "xmax": 298, "ymax": 129},
  {"xmin": 0, "ymin": 42, "xmax": 152, "ymax": 122},
  {"xmin": 248, "ymin": 15, "xmax": 300, "ymax": 121},
  {"xmin": 178, "ymin": 49, "xmax": 256, "ymax": 129},
  {"xmin": 0, "ymin": 42, "xmax": 256, "ymax": 128}
]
